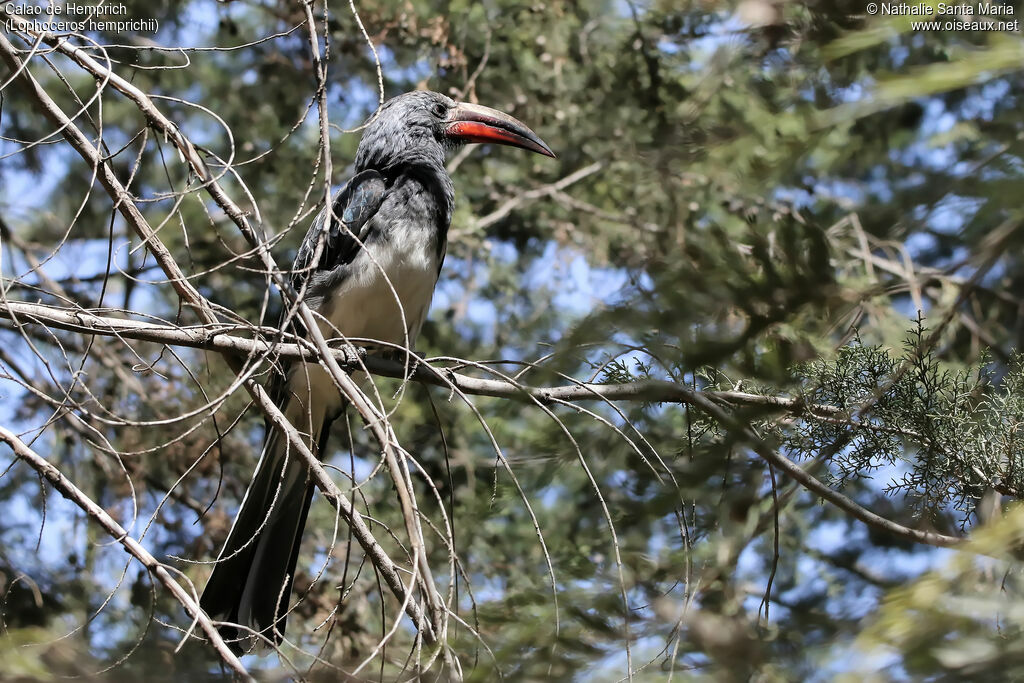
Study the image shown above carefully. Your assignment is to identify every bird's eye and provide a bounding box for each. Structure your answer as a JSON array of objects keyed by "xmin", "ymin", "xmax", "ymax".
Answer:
[{"xmin": 431, "ymin": 102, "xmax": 448, "ymax": 118}]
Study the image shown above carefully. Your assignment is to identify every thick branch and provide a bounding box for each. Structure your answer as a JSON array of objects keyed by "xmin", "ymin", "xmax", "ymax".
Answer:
[
  {"xmin": 0, "ymin": 299, "xmax": 842, "ymax": 409},
  {"xmin": 0, "ymin": 299, "xmax": 919, "ymax": 417},
  {"xmin": 0, "ymin": 299, "xmax": 972, "ymax": 550}
]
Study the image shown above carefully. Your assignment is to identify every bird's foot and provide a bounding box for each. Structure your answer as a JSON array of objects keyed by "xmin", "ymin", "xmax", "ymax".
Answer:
[{"xmin": 332, "ymin": 343, "xmax": 365, "ymax": 367}]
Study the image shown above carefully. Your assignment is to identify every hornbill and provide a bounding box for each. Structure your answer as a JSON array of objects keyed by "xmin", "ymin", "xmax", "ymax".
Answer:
[{"xmin": 200, "ymin": 90, "xmax": 554, "ymax": 652}]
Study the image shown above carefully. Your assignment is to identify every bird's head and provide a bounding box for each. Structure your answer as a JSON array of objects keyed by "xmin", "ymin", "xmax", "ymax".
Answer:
[{"xmin": 355, "ymin": 91, "xmax": 555, "ymax": 174}]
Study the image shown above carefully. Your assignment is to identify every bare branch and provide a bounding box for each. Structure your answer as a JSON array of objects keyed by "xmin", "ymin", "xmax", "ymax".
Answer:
[
  {"xmin": 0, "ymin": 298, "xmax": 970, "ymax": 550},
  {"xmin": 0, "ymin": 425, "xmax": 252, "ymax": 679},
  {"xmin": 0, "ymin": 299, "xmax": 854, "ymax": 410}
]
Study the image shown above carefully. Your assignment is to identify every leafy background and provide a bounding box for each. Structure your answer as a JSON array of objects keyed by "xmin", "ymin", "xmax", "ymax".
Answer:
[{"xmin": 2, "ymin": 0, "xmax": 1024, "ymax": 679}]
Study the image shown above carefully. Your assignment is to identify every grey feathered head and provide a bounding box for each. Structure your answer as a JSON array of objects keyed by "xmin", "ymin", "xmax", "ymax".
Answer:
[{"xmin": 354, "ymin": 90, "xmax": 554, "ymax": 175}]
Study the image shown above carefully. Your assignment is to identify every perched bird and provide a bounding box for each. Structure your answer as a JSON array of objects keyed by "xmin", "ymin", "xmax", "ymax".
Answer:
[{"xmin": 200, "ymin": 90, "xmax": 554, "ymax": 652}]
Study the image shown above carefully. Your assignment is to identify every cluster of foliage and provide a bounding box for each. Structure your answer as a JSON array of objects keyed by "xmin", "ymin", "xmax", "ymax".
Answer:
[{"xmin": 693, "ymin": 321, "xmax": 1024, "ymax": 526}]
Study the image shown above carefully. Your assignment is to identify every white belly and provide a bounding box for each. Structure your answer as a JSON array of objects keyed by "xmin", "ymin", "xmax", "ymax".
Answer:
[
  {"xmin": 319, "ymin": 241, "xmax": 438, "ymax": 347},
  {"xmin": 285, "ymin": 236, "xmax": 440, "ymax": 423}
]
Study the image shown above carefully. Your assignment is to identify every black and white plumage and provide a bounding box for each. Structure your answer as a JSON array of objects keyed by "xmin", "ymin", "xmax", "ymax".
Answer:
[{"xmin": 199, "ymin": 90, "xmax": 553, "ymax": 653}]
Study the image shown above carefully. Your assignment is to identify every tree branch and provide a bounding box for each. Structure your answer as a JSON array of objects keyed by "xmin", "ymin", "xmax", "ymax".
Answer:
[
  {"xmin": 0, "ymin": 298, "xmax": 974, "ymax": 550},
  {"xmin": 0, "ymin": 426, "xmax": 252, "ymax": 679},
  {"xmin": 0, "ymin": 299, "xmax": 945, "ymax": 419},
  {"xmin": 0, "ymin": 298, "xmax": 851, "ymax": 409}
]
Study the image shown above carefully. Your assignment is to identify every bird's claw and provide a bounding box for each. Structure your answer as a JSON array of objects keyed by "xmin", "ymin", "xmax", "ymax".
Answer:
[{"xmin": 337, "ymin": 344, "xmax": 365, "ymax": 366}]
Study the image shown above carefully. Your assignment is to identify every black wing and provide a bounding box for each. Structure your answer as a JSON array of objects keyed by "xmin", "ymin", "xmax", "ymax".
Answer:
[{"xmin": 291, "ymin": 169, "xmax": 387, "ymax": 290}]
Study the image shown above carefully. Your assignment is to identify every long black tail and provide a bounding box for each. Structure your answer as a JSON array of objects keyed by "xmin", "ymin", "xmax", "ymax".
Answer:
[{"xmin": 200, "ymin": 397, "xmax": 329, "ymax": 653}]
